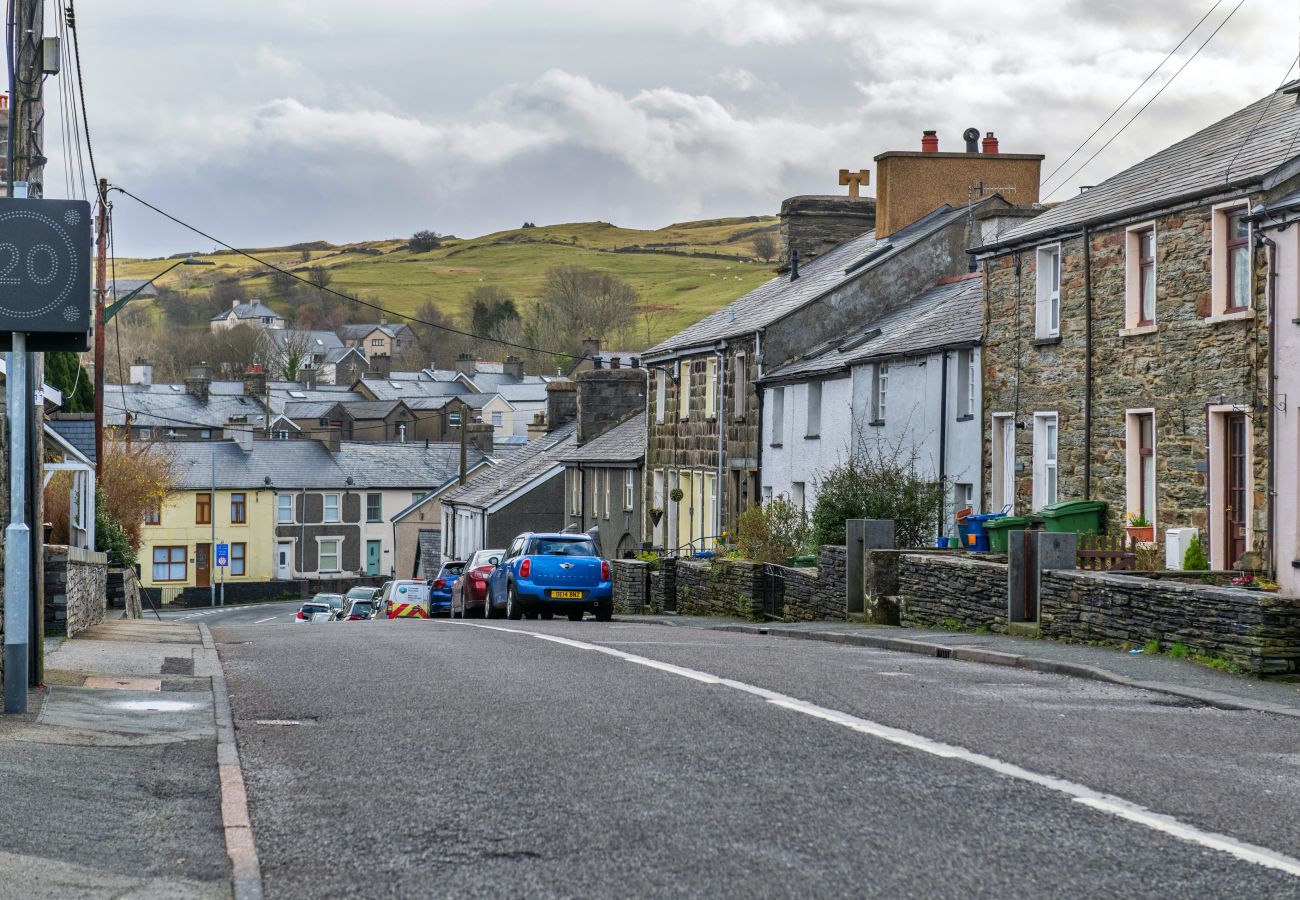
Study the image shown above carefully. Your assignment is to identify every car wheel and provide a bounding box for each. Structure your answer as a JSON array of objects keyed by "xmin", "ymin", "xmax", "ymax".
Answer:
[
  {"xmin": 539, "ymin": 611, "xmax": 553, "ymax": 621},
  {"xmin": 506, "ymin": 586, "xmax": 523, "ymax": 621},
  {"xmin": 567, "ymin": 610, "xmax": 584, "ymax": 622},
  {"xmin": 594, "ymin": 600, "xmax": 613, "ymax": 622}
]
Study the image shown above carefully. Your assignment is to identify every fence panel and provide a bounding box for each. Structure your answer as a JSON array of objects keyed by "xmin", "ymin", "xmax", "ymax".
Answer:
[{"xmin": 1075, "ymin": 533, "xmax": 1136, "ymax": 572}]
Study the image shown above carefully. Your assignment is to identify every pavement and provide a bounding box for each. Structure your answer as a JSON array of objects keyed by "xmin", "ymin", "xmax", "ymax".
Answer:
[
  {"xmin": 630, "ymin": 615, "xmax": 1300, "ymax": 717},
  {"xmin": 0, "ymin": 619, "xmax": 239, "ymax": 899},
  {"xmin": 213, "ymin": 616, "xmax": 1300, "ymax": 898}
]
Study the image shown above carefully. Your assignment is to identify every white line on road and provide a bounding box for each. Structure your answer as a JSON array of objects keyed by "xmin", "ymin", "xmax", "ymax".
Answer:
[
  {"xmin": 451, "ymin": 621, "xmax": 1300, "ymax": 879},
  {"xmin": 252, "ymin": 617, "xmax": 279, "ymax": 625}
]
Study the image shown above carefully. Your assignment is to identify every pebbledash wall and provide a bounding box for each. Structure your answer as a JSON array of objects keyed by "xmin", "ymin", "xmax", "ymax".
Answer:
[{"xmin": 895, "ymin": 552, "xmax": 1300, "ymax": 676}]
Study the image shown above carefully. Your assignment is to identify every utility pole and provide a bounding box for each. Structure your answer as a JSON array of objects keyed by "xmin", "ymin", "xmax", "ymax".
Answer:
[
  {"xmin": 458, "ymin": 405, "xmax": 468, "ymax": 485},
  {"xmin": 94, "ymin": 177, "xmax": 107, "ymax": 480}
]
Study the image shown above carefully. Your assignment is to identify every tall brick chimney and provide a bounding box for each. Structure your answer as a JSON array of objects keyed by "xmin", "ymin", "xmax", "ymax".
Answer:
[
  {"xmin": 545, "ymin": 381, "xmax": 578, "ymax": 432},
  {"xmin": 243, "ymin": 364, "xmax": 267, "ymax": 398},
  {"xmin": 185, "ymin": 363, "xmax": 212, "ymax": 403},
  {"xmin": 368, "ymin": 353, "xmax": 391, "ymax": 379},
  {"xmin": 778, "ymin": 195, "xmax": 877, "ymax": 272},
  {"xmin": 465, "ymin": 420, "xmax": 495, "ymax": 454},
  {"xmin": 576, "ymin": 368, "xmax": 646, "ymax": 446}
]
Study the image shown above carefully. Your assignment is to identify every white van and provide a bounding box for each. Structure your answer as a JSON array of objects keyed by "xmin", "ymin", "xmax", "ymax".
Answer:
[{"xmin": 381, "ymin": 580, "xmax": 432, "ymax": 619}]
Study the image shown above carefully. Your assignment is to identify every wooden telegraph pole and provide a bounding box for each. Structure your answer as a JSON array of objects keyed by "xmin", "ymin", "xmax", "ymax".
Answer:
[{"xmin": 95, "ymin": 177, "xmax": 106, "ymax": 479}]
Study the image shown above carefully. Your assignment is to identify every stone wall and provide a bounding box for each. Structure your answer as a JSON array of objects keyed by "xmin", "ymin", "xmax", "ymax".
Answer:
[
  {"xmin": 782, "ymin": 546, "xmax": 847, "ymax": 621},
  {"xmin": 1040, "ymin": 571, "xmax": 1300, "ymax": 676},
  {"xmin": 151, "ymin": 574, "xmax": 388, "ymax": 607},
  {"xmin": 649, "ymin": 557, "xmax": 677, "ymax": 613},
  {"xmin": 44, "ymin": 545, "xmax": 109, "ymax": 638},
  {"xmin": 897, "ymin": 553, "xmax": 1009, "ymax": 631},
  {"xmin": 778, "ymin": 194, "xmax": 877, "ymax": 269},
  {"xmin": 676, "ymin": 558, "xmax": 764, "ymax": 619},
  {"xmin": 611, "ymin": 559, "xmax": 649, "ymax": 614}
]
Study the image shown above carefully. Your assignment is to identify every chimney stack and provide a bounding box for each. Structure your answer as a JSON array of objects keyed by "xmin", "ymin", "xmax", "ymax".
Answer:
[
  {"xmin": 243, "ymin": 363, "xmax": 267, "ymax": 398},
  {"xmin": 185, "ymin": 363, "xmax": 212, "ymax": 403},
  {"xmin": 527, "ymin": 410, "xmax": 549, "ymax": 440},
  {"xmin": 576, "ymin": 368, "xmax": 646, "ymax": 446},
  {"xmin": 466, "ymin": 420, "xmax": 495, "ymax": 454},
  {"xmin": 921, "ymin": 130, "xmax": 939, "ymax": 153},
  {"xmin": 229, "ymin": 426, "xmax": 254, "ymax": 452},
  {"xmin": 300, "ymin": 367, "xmax": 318, "ymax": 389},
  {"xmin": 502, "ymin": 355, "xmax": 524, "ymax": 381},
  {"xmin": 368, "ymin": 353, "xmax": 391, "ymax": 379},
  {"xmin": 455, "ymin": 352, "xmax": 478, "ymax": 377},
  {"xmin": 778, "ymin": 193, "xmax": 876, "ymax": 272},
  {"xmin": 545, "ymin": 381, "xmax": 578, "ymax": 432},
  {"xmin": 981, "ymin": 131, "xmax": 1000, "ymax": 155},
  {"xmin": 129, "ymin": 358, "xmax": 152, "ymax": 386},
  {"xmin": 581, "ymin": 338, "xmax": 600, "ymax": 362}
]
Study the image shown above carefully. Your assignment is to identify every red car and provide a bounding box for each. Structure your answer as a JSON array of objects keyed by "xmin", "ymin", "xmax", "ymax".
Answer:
[{"xmin": 450, "ymin": 548, "xmax": 505, "ymax": 618}]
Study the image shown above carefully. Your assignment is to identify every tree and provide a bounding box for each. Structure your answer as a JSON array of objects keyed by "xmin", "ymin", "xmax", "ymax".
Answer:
[
  {"xmin": 409, "ymin": 230, "xmax": 442, "ymax": 253},
  {"xmin": 306, "ymin": 266, "xmax": 333, "ymax": 291},
  {"xmin": 270, "ymin": 270, "xmax": 299, "ymax": 297},
  {"xmin": 752, "ymin": 233, "xmax": 777, "ymax": 263},
  {"xmin": 524, "ymin": 266, "xmax": 638, "ymax": 357},
  {"xmin": 274, "ymin": 330, "xmax": 313, "ymax": 381},
  {"xmin": 299, "ymin": 249, "xmax": 312, "ymax": 263},
  {"xmin": 467, "ymin": 286, "xmax": 520, "ymax": 338},
  {"xmin": 810, "ymin": 438, "xmax": 947, "ymax": 548},
  {"xmin": 46, "ymin": 351, "xmax": 93, "ymax": 412}
]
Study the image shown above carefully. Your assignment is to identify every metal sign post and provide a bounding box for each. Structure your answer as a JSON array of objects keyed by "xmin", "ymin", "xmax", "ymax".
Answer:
[
  {"xmin": 0, "ymin": 198, "xmax": 91, "ymax": 714},
  {"xmin": 216, "ymin": 543, "xmax": 228, "ymax": 607}
]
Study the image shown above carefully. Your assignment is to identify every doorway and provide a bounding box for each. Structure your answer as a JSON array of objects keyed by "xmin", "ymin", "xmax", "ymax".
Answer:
[
  {"xmin": 1226, "ymin": 413, "xmax": 1248, "ymax": 566},
  {"xmin": 277, "ymin": 542, "xmax": 292, "ymax": 580},
  {"xmin": 366, "ymin": 540, "xmax": 382, "ymax": 576},
  {"xmin": 195, "ymin": 543, "xmax": 211, "ymax": 588}
]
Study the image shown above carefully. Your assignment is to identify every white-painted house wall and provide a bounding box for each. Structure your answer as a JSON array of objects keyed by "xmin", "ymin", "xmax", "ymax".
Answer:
[
  {"xmin": 761, "ymin": 377, "xmax": 854, "ymax": 515},
  {"xmin": 1268, "ymin": 222, "xmax": 1300, "ymax": 597}
]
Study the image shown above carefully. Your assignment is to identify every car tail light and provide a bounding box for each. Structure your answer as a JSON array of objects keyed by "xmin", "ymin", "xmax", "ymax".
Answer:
[
  {"xmin": 433, "ymin": 579, "xmax": 445, "ymax": 590},
  {"xmin": 601, "ymin": 560, "xmax": 610, "ymax": 580},
  {"xmin": 296, "ymin": 611, "xmax": 304, "ymax": 619},
  {"xmin": 520, "ymin": 558, "xmax": 531, "ymax": 578}
]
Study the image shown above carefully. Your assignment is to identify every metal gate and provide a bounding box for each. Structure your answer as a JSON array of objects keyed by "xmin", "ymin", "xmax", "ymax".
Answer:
[{"xmin": 762, "ymin": 564, "xmax": 786, "ymax": 620}]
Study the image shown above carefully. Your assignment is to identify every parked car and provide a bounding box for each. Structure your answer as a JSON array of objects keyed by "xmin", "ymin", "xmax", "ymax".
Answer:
[
  {"xmin": 488, "ymin": 533, "xmax": 612, "ymax": 622},
  {"xmin": 380, "ymin": 579, "xmax": 433, "ymax": 619},
  {"xmin": 429, "ymin": 561, "xmax": 466, "ymax": 613},
  {"xmin": 312, "ymin": 592, "xmax": 347, "ymax": 620},
  {"xmin": 295, "ymin": 601, "xmax": 334, "ymax": 623},
  {"xmin": 451, "ymin": 549, "xmax": 505, "ymax": 619},
  {"xmin": 343, "ymin": 600, "xmax": 376, "ymax": 621},
  {"xmin": 345, "ymin": 585, "xmax": 381, "ymax": 605}
]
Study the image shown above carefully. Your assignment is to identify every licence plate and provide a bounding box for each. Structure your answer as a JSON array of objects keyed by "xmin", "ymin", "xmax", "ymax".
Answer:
[{"xmin": 550, "ymin": 590, "xmax": 584, "ymax": 599}]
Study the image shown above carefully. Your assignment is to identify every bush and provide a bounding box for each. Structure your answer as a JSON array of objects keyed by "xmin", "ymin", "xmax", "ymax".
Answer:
[
  {"xmin": 733, "ymin": 500, "xmax": 810, "ymax": 564},
  {"xmin": 811, "ymin": 440, "xmax": 946, "ymax": 548},
  {"xmin": 95, "ymin": 487, "xmax": 136, "ymax": 568},
  {"xmin": 1183, "ymin": 536, "xmax": 1209, "ymax": 571},
  {"xmin": 409, "ymin": 229, "xmax": 442, "ymax": 252}
]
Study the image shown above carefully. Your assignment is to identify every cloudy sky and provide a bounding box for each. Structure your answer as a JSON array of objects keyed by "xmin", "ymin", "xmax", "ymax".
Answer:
[{"xmin": 56, "ymin": 0, "xmax": 1296, "ymax": 256}]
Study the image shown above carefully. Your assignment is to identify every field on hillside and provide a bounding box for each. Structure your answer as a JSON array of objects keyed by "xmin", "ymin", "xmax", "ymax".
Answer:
[{"xmin": 112, "ymin": 217, "xmax": 781, "ymax": 347}]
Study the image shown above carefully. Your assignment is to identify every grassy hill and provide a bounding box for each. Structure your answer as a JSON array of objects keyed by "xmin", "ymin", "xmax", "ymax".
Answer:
[{"xmin": 113, "ymin": 217, "xmax": 781, "ymax": 348}]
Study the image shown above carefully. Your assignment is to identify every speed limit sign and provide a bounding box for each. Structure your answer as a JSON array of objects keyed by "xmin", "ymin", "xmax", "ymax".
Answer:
[{"xmin": 0, "ymin": 198, "xmax": 92, "ymax": 351}]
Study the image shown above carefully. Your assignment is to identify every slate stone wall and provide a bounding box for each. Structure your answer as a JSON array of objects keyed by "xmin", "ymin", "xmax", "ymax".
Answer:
[
  {"xmin": 1039, "ymin": 571, "xmax": 1300, "ymax": 676},
  {"xmin": 778, "ymin": 195, "xmax": 877, "ymax": 269},
  {"xmin": 649, "ymin": 557, "xmax": 677, "ymax": 613},
  {"xmin": 897, "ymin": 553, "xmax": 1009, "ymax": 631},
  {"xmin": 44, "ymin": 545, "xmax": 109, "ymax": 638},
  {"xmin": 676, "ymin": 558, "xmax": 764, "ymax": 619},
  {"xmin": 781, "ymin": 546, "xmax": 848, "ymax": 621},
  {"xmin": 611, "ymin": 559, "xmax": 649, "ymax": 614}
]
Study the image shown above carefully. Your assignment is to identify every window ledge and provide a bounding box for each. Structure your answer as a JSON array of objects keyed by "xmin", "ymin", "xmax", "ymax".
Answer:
[
  {"xmin": 955, "ymin": 414, "xmax": 974, "ymax": 423},
  {"xmin": 769, "ymin": 442, "xmax": 783, "ymax": 449},
  {"xmin": 1205, "ymin": 309, "xmax": 1255, "ymax": 325},
  {"xmin": 1119, "ymin": 324, "xmax": 1158, "ymax": 337},
  {"xmin": 1032, "ymin": 336, "xmax": 1061, "ymax": 347},
  {"xmin": 804, "ymin": 433, "xmax": 820, "ymax": 440},
  {"xmin": 868, "ymin": 420, "xmax": 885, "ymax": 428}
]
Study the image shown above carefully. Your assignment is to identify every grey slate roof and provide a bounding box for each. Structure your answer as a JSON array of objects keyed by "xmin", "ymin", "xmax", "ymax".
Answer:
[
  {"xmin": 356, "ymin": 378, "xmax": 470, "ymax": 401},
  {"xmin": 763, "ymin": 275, "xmax": 983, "ymax": 382},
  {"xmin": 440, "ymin": 422, "xmax": 577, "ymax": 510},
  {"xmin": 494, "ymin": 382, "xmax": 550, "ymax": 404},
  {"xmin": 560, "ymin": 414, "xmax": 646, "ymax": 464},
  {"xmin": 104, "ymin": 385, "xmax": 266, "ymax": 429},
  {"xmin": 268, "ymin": 329, "xmax": 343, "ymax": 352},
  {"xmin": 643, "ymin": 203, "xmax": 970, "ymax": 358},
  {"xmin": 988, "ymin": 83, "xmax": 1300, "ymax": 248},
  {"xmin": 343, "ymin": 400, "xmax": 404, "ymax": 419},
  {"xmin": 338, "ymin": 323, "xmax": 415, "ymax": 340},
  {"xmin": 47, "ymin": 416, "xmax": 97, "ymax": 463},
  {"xmin": 283, "ymin": 400, "xmax": 341, "ymax": 419},
  {"xmin": 211, "ymin": 300, "xmax": 283, "ymax": 322},
  {"xmin": 167, "ymin": 439, "xmax": 488, "ymax": 491}
]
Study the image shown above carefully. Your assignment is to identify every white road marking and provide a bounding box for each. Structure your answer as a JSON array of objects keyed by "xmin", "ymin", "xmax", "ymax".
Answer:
[
  {"xmin": 451, "ymin": 620, "xmax": 1300, "ymax": 879},
  {"xmin": 252, "ymin": 617, "xmax": 279, "ymax": 625}
]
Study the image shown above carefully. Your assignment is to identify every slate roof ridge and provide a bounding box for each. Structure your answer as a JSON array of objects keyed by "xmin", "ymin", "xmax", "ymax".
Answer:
[
  {"xmin": 439, "ymin": 421, "xmax": 578, "ymax": 508},
  {"xmin": 559, "ymin": 413, "xmax": 646, "ymax": 463}
]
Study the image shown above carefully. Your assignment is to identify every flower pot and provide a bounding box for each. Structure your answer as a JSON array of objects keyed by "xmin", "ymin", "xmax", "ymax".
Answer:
[{"xmin": 1125, "ymin": 525, "xmax": 1154, "ymax": 544}]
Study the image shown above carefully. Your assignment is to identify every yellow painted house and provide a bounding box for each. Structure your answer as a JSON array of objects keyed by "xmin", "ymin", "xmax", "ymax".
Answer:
[{"xmin": 140, "ymin": 485, "xmax": 277, "ymax": 592}]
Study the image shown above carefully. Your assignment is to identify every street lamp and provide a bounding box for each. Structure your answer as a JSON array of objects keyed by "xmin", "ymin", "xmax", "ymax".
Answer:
[{"xmin": 94, "ymin": 257, "xmax": 215, "ymax": 478}]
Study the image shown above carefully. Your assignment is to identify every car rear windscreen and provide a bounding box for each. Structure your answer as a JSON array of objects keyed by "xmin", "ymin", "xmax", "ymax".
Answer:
[{"xmin": 529, "ymin": 538, "xmax": 597, "ymax": 557}]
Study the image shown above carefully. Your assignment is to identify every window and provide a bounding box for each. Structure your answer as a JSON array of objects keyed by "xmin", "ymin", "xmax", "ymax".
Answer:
[
  {"xmin": 652, "ymin": 470, "xmax": 665, "ymax": 542},
  {"xmin": 571, "ymin": 469, "xmax": 582, "ymax": 515},
  {"xmin": 1035, "ymin": 245, "xmax": 1061, "ymax": 339},
  {"xmin": 991, "ymin": 414, "xmax": 1016, "ymax": 513},
  {"xmin": 680, "ymin": 360, "xmax": 692, "ymax": 420},
  {"xmin": 956, "ymin": 349, "xmax": 976, "ymax": 419},
  {"xmin": 412, "ymin": 492, "xmax": 423, "ymax": 505},
  {"xmin": 145, "ymin": 506, "xmax": 161, "ymax": 526},
  {"xmin": 955, "ymin": 482, "xmax": 974, "ymax": 514},
  {"xmin": 274, "ymin": 429, "xmax": 289, "ymax": 440},
  {"xmin": 196, "ymin": 493, "xmax": 212, "ymax": 525},
  {"xmin": 733, "ymin": 352, "xmax": 746, "ymax": 420},
  {"xmin": 371, "ymin": 338, "xmax": 385, "ymax": 347},
  {"xmin": 199, "ymin": 429, "xmax": 211, "ymax": 440},
  {"xmin": 230, "ymin": 543, "xmax": 246, "ymax": 576},
  {"xmin": 1033, "ymin": 413, "xmax": 1058, "ymax": 510},
  {"xmin": 1211, "ymin": 201, "xmax": 1253, "ymax": 318},
  {"xmin": 791, "ymin": 481, "xmax": 806, "ymax": 514},
  {"xmin": 448, "ymin": 411, "xmax": 462, "ymax": 427},
  {"xmin": 871, "ymin": 363, "xmax": 889, "ymax": 424},
  {"xmin": 1125, "ymin": 411, "xmax": 1156, "ymax": 529},
  {"xmin": 491, "ymin": 411, "xmax": 503, "ymax": 427},
  {"xmin": 770, "ymin": 387, "xmax": 785, "ymax": 446},
  {"xmin": 230, "ymin": 493, "xmax": 246, "ymax": 524},
  {"xmin": 704, "ymin": 355, "xmax": 719, "ymax": 419},
  {"xmin": 624, "ymin": 470, "xmax": 635, "ymax": 510},
  {"xmin": 367, "ymin": 492, "xmax": 382, "ymax": 523},
  {"xmin": 319, "ymin": 539, "xmax": 340, "ymax": 572},
  {"xmin": 324, "ymin": 494, "xmax": 340, "ymax": 523},
  {"xmin": 152, "ymin": 546, "xmax": 186, "ymax": 582},
  {"xmin": 805, "ymin": 382, "xmax": 822, "ymax": 437},
  {"xmin": 592, "ymin": 468, "xmax": 600, "ymax": 517},
  {"xmin": 1226, "ymin": 210, "xmax": 1250, "ymax": 311},
  {"xmin": 655, "ymin": 368, "xmax": 667, "ymax": 423},
  {"xmin": 604, "ymin": 469, "xmax": 611, "ymax": 519},
  {"xmin": 277, "ymin": 494, "xmax": 294, "ymax": 524}
]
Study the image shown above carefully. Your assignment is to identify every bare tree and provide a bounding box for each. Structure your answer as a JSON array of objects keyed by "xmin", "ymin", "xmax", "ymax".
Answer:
[
  {"xmin": 273, "ymin": 330, "xmax": 314, "ymax": 381},
  {"xmin": 270, "ymin": 270, "xmax": 299, "ymax": 297},
  {"xmin": 752, "ymin": 233, "xmax": 776, "ymax": 263},
  {"xmin": 525, "ymin": 266, "xmax": 638, "ymax": 356},
  {"xmin": 306, "ymin": 266, "xmax": 333, "ymax": 291}
]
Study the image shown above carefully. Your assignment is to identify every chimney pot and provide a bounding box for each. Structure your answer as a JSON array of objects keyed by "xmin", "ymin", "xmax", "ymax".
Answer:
[
  {"xmin": 982, "ymin": 132, "xmax": 1000, "ymax": 154},
  {"xmin": 921, "ymin": 130, "xmax": 939, "ymax": 153}
]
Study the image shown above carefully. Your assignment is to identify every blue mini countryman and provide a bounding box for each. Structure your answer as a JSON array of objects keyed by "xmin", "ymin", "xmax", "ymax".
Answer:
[{"xmin": 488, "ymin": 532, "xmax": 613, "ymax": 622}]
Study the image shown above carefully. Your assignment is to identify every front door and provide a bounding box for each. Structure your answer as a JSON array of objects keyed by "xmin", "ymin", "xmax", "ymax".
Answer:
[
  {"xmin": 1226, "ymin": 413, "xmax": 1248, "ymax": 566},
  {"xmin": 1000, "ymin": 416, "xmax": 1016, "ymax": 512},
  {"xmin": 195, "ymin": 543, "xmax": 211, "ymax": 588},
  {"xmin": 677, "ymin": 471, "xmax": 694, "ymax": 552},
  {"xmin": 366, "ymin": 540, "xmax": 382, "ymax": 576},
  {"xmin": 277, "ymin": 542, "xmax": 292, "ymax": 580}
]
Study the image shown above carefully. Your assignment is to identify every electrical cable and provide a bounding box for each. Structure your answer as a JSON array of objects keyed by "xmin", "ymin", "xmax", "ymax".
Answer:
[
  {"xmin": 1223, "ymin": 51, "xmax": 1300, "ymax": 183},
  {"xmin": 1039, "ymin": 0, "xmax": 1226, "ymax": 195},
  {"xmin": 64, "ymin": 0, "xmax": 96, "ymax": 189},
  {"xmin": 109, "ymin": 184, "xmax": 589, "ymax": 363},
  {"xmin": 1042, "ymin": 0, "xmax": 1250, "ymax": 201}
]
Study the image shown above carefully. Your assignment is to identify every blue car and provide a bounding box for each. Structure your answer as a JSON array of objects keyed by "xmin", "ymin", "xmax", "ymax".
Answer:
[
  {"xmin": 488, "ymin": 533, "xmax": 613, "ymax": 622},
  {"xmin": 428, "ymin": 561, "xmax": 465, "ymax": 614}
]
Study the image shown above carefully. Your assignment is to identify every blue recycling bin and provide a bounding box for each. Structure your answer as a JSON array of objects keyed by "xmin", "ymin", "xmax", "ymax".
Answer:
[{"xmin": 958, "ymin": 513, "xmax": 1006, "ymax": 552}]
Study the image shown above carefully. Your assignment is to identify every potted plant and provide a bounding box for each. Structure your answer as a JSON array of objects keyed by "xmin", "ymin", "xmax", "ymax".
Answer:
[
  {"xmin": 669, "ymin": 487, "xmax": 684, "ymax": 503},
  {"xmin": 1125, "ymin": 512, "xmax": 1154, "ymax": 544},
  {"xmin": 649, "ymin": 507, "xmax": 665, "ymax": 527}
]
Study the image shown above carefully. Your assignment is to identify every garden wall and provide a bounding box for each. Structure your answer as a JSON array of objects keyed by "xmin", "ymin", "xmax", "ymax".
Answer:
[
  {"xmin": 676, "ymin": 558, "xmax": 764, "ymax": 619},
  {"xmin": 897, "ymin": 553, "xmax": 1010, "ymax": 632},
  {"xmin": 781, "ymin": 546, "xmax": 847, "ymax": 621},
  {"xmin": 45, "ymin": 545, "xmax": 109, "ymax": 637}
]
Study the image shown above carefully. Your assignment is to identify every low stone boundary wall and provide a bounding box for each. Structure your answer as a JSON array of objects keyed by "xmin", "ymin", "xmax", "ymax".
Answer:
[
  {"xmin": 781, "ymin": 546, "xmax": 847, "ymax": 621},
  {"xmin": 611, "ymin": 559, "xmax": 649, "ymax": 613},
  {"xmin": 897, "ymin": 553, "xmax": 1009, "ymax": 631},
  {"xmin": 45, "ymin": 545, "xmax": 109, "ymax": 637},
  {"xmin": 1040, "ymin": 571, "xmax": 1300, "ymax": 676},
  {"xmin": 676, "ymin": 558, "xmax": 764, "ymax": 619}
]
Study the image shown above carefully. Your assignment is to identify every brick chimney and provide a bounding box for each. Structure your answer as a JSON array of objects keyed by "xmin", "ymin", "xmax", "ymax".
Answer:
[
  {"xmin": 527, "ymin": 410, "xmax": 549, "ymax": 440},
  {"xmin": 129, "ymin": 358, "xmax": 152, "ymax": 386},
  {"xmin": 455, "ymin": 353, "xmax": 478, "ymax": 377},
  {"xmin": 545, "ymin": 381, "xmax": 578, "ymax": 432},
  {"xmin": 502, "ymin": 355, "xmax": 524, "ymax": 381},
  {"xmin": 185, "ymin": 363, "xmax": 212, "ymax": 403},
  {"xmin": 778, "ymin": 194, "xmax": 877, "ymax": 272},
  {"xmin": 243, "ymin": 364, "xmax": 267, "ymax": 398},
  {"xmin": 872, "ymin": 129, "xmax": 1043, "ymax": 238},
  {"xmin": 576, "ymin": 368, "xmax": 646, "ymax": 446}
]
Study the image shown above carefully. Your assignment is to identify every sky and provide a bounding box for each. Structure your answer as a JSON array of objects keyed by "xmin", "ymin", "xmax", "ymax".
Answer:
[{"xmin": 48, "ymin": 0, "xmax": 1299, "ymax": 257}]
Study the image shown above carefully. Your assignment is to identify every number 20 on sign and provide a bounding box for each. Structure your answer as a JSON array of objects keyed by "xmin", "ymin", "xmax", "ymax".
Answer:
[{"xmin": 0, "ymin": 199, "xmax": 93, "ymax": 352}]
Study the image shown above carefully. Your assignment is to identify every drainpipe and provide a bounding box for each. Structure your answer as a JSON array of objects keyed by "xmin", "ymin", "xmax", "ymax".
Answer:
[
  {"xmin": 1258, "ymin": 230, "xmax": 1278, "ymax": 581},
  {"xmin": 299, "ymin": 489, "xmax": 307, "ymax": 577},
  {"xmin": 715, "ymin": 341, "xmax": 726, "ymax": 545},
  {"xmin": 1082, "ymin": 225, "xmax": 1093, "ymax": 501},
  {"xmin": 938, "ymin": 350, "xmax": 950, "ymax": 538}
]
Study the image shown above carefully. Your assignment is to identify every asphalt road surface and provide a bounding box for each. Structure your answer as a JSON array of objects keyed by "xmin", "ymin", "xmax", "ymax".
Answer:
[
  {"xmin": 212, "ymin": 617, "xmax": 1300, "ymax": 899},
  {"xmin": 155, "ymin": 599, "xmax": 304, "ymax": 627}
]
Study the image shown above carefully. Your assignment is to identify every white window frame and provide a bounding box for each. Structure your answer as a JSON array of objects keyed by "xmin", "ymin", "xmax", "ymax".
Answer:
[
  {"xmin": 770, "ymin": 387, "xmax": 785, "ymax": 446},
  {"xmin": 277, "ymin": 493, "xmax": 294, "ymax": 524},
  {"xmin": 1123, "ymin": 222, "xmax": 1158, "ymax": 332},
  {"xmin": 603, "ymin": 469, "xmax": 611, "ymax": 519},
  {"xmin": 733, "ymin": 352, "xmax": 746, "ymax": 420},
  {"xmin": 624, "ymin": 470, "xmax": 635, "ymax": 511},
  {"xmin": 871, "ymin": 362, "xmax": 889, "ymax": 424},
  {"xmin": 1035, "ymin": 244, "xmax": 1061, "ymax": 339},
  {"xmin": 323, "ymin": 493, "xmax": 340, "ymax": 523},
  {"xmin": 805, "ymin": 381, "xmax": 822, "ymax": 438},
  {"xmin": 1032, "ymin": 412, "xmax": 1059, "ymax": 511},
  {"xmin": 230, "ymin": 542, "xmax": 247, "ymax": 577},
  {"xmin": 592, "ymin": 468, "xmax": 600, "ymax": 517},
  {"xmin": 991, "ymin": 413, "xmax": 1016, "ymax": 513},
  {"xmin": 1124, "ymin": 409, "xmax": 1157, "ymax": 537},
  {"xmin": 704, "ymin": 355, "xmax": 719, "ymax": 420},
  {"xmin": 491, "ymin": 411, "xmax": 503, "ymax": 427},
  {"xmin": 680, "ymin": 360, "xmax": 692, "ymax": 421},
  {"xmin": 570, "ymin": 469, "xmax": 582, "ymax": 515},
  {"xmin": 956, "ymin": 349, "xmax": 975, "ymax": 419},
  {"xmin": 655, "ymin": 368, "xmax": 667, "ymax": 423},
  {"xmin": 317, "ymin": 537, "xmax": 341, "ymax": 573},
  {"xmin": 652, "ymin": 469, "xmax": 665, "ymax": 545}
]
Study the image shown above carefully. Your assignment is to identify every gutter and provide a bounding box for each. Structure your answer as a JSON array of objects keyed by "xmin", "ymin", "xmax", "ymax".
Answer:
[{"xmin": 754, "ymin": 329, "xmax": 764, "ymax": 508}]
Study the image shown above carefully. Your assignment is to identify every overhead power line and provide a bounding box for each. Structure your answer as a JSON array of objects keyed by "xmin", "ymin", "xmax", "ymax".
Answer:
[
  {"xmin": 64, "ymin": 0, "xmax": 98, "ymax": 190},
  {"xmin": 109, "ymin": 185, "xmax": 589, "ymax": 363},
  {"xmin": 1042, "ymin": 0, "xmax": 1250, "ymax": 201}
]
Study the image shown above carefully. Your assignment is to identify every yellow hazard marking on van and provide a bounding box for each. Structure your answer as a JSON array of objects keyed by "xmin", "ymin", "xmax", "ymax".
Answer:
[{"xmin": 388, "ymin": 603, "xmax": 428, "ymax": 619}]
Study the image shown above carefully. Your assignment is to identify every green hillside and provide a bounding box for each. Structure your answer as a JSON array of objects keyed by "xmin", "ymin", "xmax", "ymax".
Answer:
[{"xmin": 113, "ymin": 216, "xmax": 781, "ymax": 348}]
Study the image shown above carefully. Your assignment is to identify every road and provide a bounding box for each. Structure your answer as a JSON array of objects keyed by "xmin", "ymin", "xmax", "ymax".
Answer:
[
  {"xmin": 154, "ymin": 599, "xmax": 303, "ymax": 627},
  {"xmin": 212, "ymin": 617, "xmax": 1300, "ymax": 899}
]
